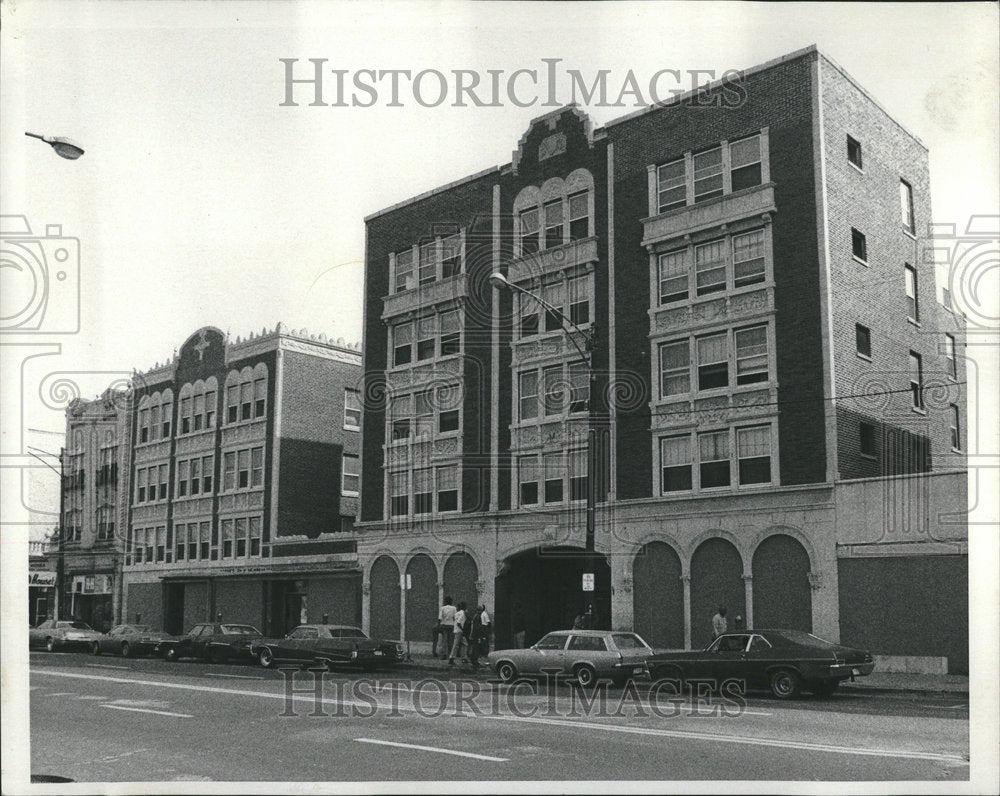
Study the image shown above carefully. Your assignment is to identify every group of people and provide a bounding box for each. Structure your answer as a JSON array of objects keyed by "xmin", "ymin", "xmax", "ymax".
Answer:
[{"xmin": 433, "ymin": 597, "xmax": 492, "ymax": 669}]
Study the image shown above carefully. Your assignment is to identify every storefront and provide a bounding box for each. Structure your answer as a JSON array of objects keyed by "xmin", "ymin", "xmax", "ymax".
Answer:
[
  {"xmin": 29, "ymin": 570, "xmax": 57, "ymax": 626},
  {"xmin": 68, "ymin": 573, "xmax": 115, "ymax": 632}
]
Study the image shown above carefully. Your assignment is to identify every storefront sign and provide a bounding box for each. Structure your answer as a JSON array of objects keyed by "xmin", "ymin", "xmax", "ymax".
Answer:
[{"xmin": 29, "ymin": 571, "xmax": 57, "ymax": 587}]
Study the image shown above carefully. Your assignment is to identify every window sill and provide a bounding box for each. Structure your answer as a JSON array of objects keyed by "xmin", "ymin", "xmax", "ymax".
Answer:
[
  {"xmin": 388, "ymin": 353, "xmax": 461, "ymax": 373},
  {"xmin": 342, "ymin": 491, "xmax": 360, "ymax": 498},
  {"xmin": 176, "ymin": 427, "xmax": 217, "ymax": 439},
  {"xmin": 902, "ymin": 229, "xmax": 917, "ymax": 241},
  {"xmin": 652, "ymin": 280, "xmax": 774, "ymax": 315},
  {"xmin": 911, "ymin": 406, "xmax": 927, "ymax": 416},
  {"xmin": 344, "ymin": 425, "xmax": 361, "ymax": 432},
  {"xmin": 860, "ymin": 453, "xmax": 878, "ymax": 461},
  {"xmin": 220, "ymin": 486, "xmax": 265, "ymax": 496},
  {"xmin": 852, "ymin": 256, "xmax": 869, "ymax": 267},
  {"xmin": 951, "ymin": 447, "xmax": 962, "ymax": 454},
  {"xmin": 173, "ymin": 493, "xmax": 214, "ymax": 503},
  {"xmin": 856, "ymin": 353, "xmax": 873, "ymax": 362},
  {"xmin": 849, "ymin": 162, "xmax": 864, "ymax": 175},
  {"xmin": 907, "ymin": 318, "xmax": 921, "ymax": 328}
]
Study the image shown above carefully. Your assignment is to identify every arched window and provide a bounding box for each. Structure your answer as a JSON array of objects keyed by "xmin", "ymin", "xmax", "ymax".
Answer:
[{"xmin": 513, "ymin": 169, "xmax": 594, "ymax": 258}]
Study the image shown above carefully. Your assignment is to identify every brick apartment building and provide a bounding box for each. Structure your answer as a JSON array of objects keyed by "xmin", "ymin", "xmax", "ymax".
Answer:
[
  {"xmin": 358, "ymin": 46, "xmax": 968, "ymax": 672},
  {"xmin": 121, "ymin": 325, "xmax": 364, "ymax": 638}
]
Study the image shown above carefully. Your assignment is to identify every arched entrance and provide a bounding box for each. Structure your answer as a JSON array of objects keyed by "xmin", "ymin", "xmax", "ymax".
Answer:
[
  {"xmin": 369, "ymin": 556, "xmax": 400, "ymax": 640},
  {"xmin": 690, "ymin": 537, "xmax": 745, "ymax": 649},
  {"xmin": 752, "ymin": 534, "xmax": 812, "ymax": 631},
  {"xmin": 443, "ymin": 552, "xmax": 478, "ymax": 609},
  {"xmin": 632, "ymin": 542, "xmax": 684, "ymax": 649},
  {"xmin": 494, "ymin": 546, "xmax": 610, "ymax": 648},
  {"xmin": 404, "ymin": 554, "xmax": 437, "ymax": 642}
]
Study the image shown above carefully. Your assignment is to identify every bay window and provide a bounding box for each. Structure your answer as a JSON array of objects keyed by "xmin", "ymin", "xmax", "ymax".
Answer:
[
  {"xmin": 658, "ymin": 249, "xmax": 689, "ymax": 304},
  {"xmin": 659, "ymin": 340, "xmax": 690, "ymax": 397},
  {"xmin": 436, "ymin": 465, "xmax": 458, "ymax": 512},
  {"xmin": 735, "ymin": 325, "xmax": 769, "ymax": 385},
  {"xmin": 697, "ymin": 333, "xmax": 729, "ymax": 390},
  {"xmin": 660, "ymin": 436, "xmax": 692, "ymax": 493},
  {"xmin": 737, "ymin": 426, "xmax": 771, "ymax": 485}
]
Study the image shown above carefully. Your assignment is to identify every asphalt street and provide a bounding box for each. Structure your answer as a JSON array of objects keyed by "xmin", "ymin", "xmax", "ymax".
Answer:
[{"xmin": 29, "ymin": 651, "xmax": 969, "ymax": 783}]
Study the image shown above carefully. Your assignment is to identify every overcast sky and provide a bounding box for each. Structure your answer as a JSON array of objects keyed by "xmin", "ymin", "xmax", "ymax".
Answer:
[{"xmin": 2, "ymin": 0, "xmax": 998, "ymax": 434}]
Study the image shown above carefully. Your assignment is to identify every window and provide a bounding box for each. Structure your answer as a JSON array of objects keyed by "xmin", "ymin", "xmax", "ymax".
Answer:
[
  {"xmin": 569, "ymin": 449, "xmax": 587, "ymax": 501},
  {"xmin": 342, "ymin": 453, "xmax": 359, "ymax": 496},
  {"xmin": 237, "ymin": 449, "xmax": 250, "ymax": 488},
  {"xmin": 659, "ymin": 340, "xmax": 690, "ymax": 397},
  {"xmin": 535, "ymin": 633, "xmax": 567, "ymax": 651},
  {"xmin": 657, "ymin": 159, "xmax": 686, "ymax": 213},
  {"xmin": 847, "ymin": 135, "xmax": 863, "ymax": 169},
  {"xmin": 544, "ymin": 199, "xmax": 563, "ymax": 249},
  {"xmin": 189, "ymin": 458, "xmax": 201, "ymax": 495},
  {"xmin": 158, "ymin": 464, "xmax": 168, "ymax": 500},
  {"xmin": 251, "ymin": 448, "xmax": 263, "ymax": 487},
  {"xmin": 699, "ymin": 431, "xmax": 730, "ymax": 488},
  {"xmin": 236, "ymin": 518, "xmax": 248, "ymax": 557},
  {"xmin": 438, "ymin": 385, "xmax": 460, "ymax": 433},
  {"xmin": 518, "ymin": 455, "xmax": 539, "ymax": 506},
  {"xmin": 393, "ymin": 322, "xmax": 413, "ymax": 367},
  {"xmin": 568, "ymin": 275, "xmax": 590, "ymax": 326},
  {"xmin": 177, "ymin": 460, "xmax": 189, "ymax": 497},
  {"xmin": 543, "ymin": 452, "xmax": 563, "ymax": 503},
  {"xmin": 418, "ymin": 241, "xmax": 437, "ymax": 285},
  {"xmin": 436, "ymin": 465, "xmax": 458, "ymax": 512},
  {"xmin": 520, "ymin": 207, "xmax": 540, "ymax": 255},
  {"xmin": 394, "ymin": 248, "xmax": 414, "ymax": 293},
  {"xmin": 222, "ymin": 519, "xmax": 234, "ymax": 558},
  {"xmin": 909, "ymin": 351, "xmax": 923, "ymax": 410},
  {"xmin": 226, "ymin": 384, "xmax": 239, "ymax": 424},
  {"xmin": 945, "ymin": 334, "xmax": 957, "ymax": 378},
  {"xmin": 519, "ymin": 291, "xmax": 540, "ymax": 337},
  {"xmin": 737, "ymin": 426, "xmax": 771, "ymax": 485},
  {"xmin": 250, "ymin": 517, "xmax": 262, "ymax": 555},
  {"xmin": 542, "ymin": 365, "xmax": 563, "ymax": 416},
  {"xmin": 223, "ymin": 452, "xmax": 236, "ymax": 491},
  {"xmin": 660, "ymin": 436, "xmax": 692, "ymax": 493},
  {"xmin": 413, "ymin": 390, "xmax": 433, "ymax": 438},
  {"xmin": 139, "ymin": 409, "xmax": 149, "ymax": 443},
  {"xmin": 950, "ymin": 404, "xmax": 961, "ymax": 450},
  {"xmin": 693, "ymin": 147, "xmax": 723, "ymax": 203},
  {"xmin": 416, "ymin": 316, "xmax": 436, "ymax": 361},
  {"xmin": 200, "ymin": 521, "xmax": 210, "ymax": 560},
  {"xmin": 568, "ymin": 192, "xmax": 589, "ymax": 239},
  {"xmin": 390, "ymin": 395, "xmax": 412, "ymax": 441},
  {"xmin": 254, "ymin": 378, "xmax": 266, "ymax": 418},
  {"xmin": 697, "ymin": 334, "xmax": 728, "ymax": 390},
  {"xmin": 390, "ymin": 472, "xmax": 408, "ymax": 516},
  {"xmin": 904, "ymin": 265, "xmax": 919, "ymax": 322},
  {"xmin": 543, "ymin": 282, "xmax": 565, "ymax": 332},
  {"xmin": 568, "ymin": 362, "xmax": 590, "ymax": 413},
  {"xmin": 344, "ymin": 388, "xmax": 361, "ymax": 430},
  {"xmin": 856, "ymin": 324, "xmax": 872, "ymax": 358},
  {"xmin": 519, "ymin": 371, "xmax": 538, "ymax": 421},
  {"xmin": 440, "ymin": 309, "xmax": 460, "ymax": 355},
  {"xmin": 695, "ymin": 240, "xmax": 726, "ymax": 295},
  {"xmin": 730, "ymin": 134, "xmax": 762, "ymax": 192},
  {"xmin": 162, "ymin": 400, "xmax": 173, "ymax": 437},
  {"xmin": 900, "ymin": 180, "xmax": 915, "ymax": 233},
  {"xmin": 176, "ymin": 524, "xmax": 187, "ymax": 561},
  {"xmin": 155, "ymin": 526, "xmax": 166, "ymax": 562},
  {"xmin": 860, "ymin": 422, "xmax": 877, "ymax": 458},
  {"xmin": 734, "ymin": 325, "xmax": 768, "ymax": 385},
  {"xmin": 569, "ymin": 635, "xmax": 607, "ymax": 652},
  {"xmin": 658, "ymin": 249, "xmax": 688, "ymax": 304},
  {"xmin": 150, "ymin": 405, "xmax": 161, "ymax": 441},
  {"xmin": 441, "ymin": 235, "xmax": 462, "ymax": 279},
  {"xmin": 852, "ymin": 228, "xmax": 867, "ymax": 262},
  {"xmin": 732, "ymin": 229, "xmax": 765, "ymax": 287}
]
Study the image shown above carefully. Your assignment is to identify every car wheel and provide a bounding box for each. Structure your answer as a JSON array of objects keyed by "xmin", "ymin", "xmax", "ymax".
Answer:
[
  {"xmin": 121, "ymin": 642, "xmax": 131, "ymax": 658},
  {"xmin": 811, "ymin": 680, "xmax": 839, "ymax": 698},
  {"xmin": 574, "ymin": 664, "xmax": 597, "ymax": 689},
  {"xmin": 258, "ymin": 647, "xmax": 275, "ymax": 668},
  {"xmin": 45, "ymin": 637, "xmax": 55, "ymax": 653},
  {"xmin": 92, "ymin": 642, "xmax": 101, "ymax": 656},
  {"xmin": 769, "ymin": 668, "xmax": 802, "ymax": 700},
  {"xmin": 496, "ymin": 661, "xmax": 518, "ymax": 684}
]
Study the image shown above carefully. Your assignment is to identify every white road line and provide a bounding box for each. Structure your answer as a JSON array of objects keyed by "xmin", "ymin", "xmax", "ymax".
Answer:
[
  {"xmin": 100, "ymin": 704, "xmax": 193, "ymax": 718},
  {"xmin": 204, "ymin": 673, "xmax": 264, "ymax": 680},
  {"xmin": 86, "ymin": 663, "xmax": 130, "ymax": 670},
  {"xmin": 33, "ymin": 669, "xmax": 967, "ymax": 765},
  {"xmin": 355, "ymin": 738, "xmax": 508, "ymax": 762},
  {"xmin": 76, "ymin": 695, "xmax": 111, "ymax": 700},
  {"xmin": 43, "ymin": 692, "xmax": 76, "ymax": 697}
]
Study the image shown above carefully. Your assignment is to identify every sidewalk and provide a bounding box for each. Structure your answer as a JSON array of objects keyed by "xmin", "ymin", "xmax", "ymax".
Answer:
[{"xmin": 395, "ymin": 653, "xmax": 970, "ymax": 696}]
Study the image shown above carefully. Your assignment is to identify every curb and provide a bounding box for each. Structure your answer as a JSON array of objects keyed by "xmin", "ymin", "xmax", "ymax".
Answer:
[{"xmin": 839, "ymin": 684, "xmax": 969, "ymax": 698}]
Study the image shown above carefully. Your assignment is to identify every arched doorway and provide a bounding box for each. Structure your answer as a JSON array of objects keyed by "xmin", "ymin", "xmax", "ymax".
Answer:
[
  {"xmin": 494, "ymin": 546, "xmax": 610, "ymax": 648},
  {"xmin": 369, "ymin": 556, "xmax": 400, "ymax": 640},
  {"xmin": 443, "ymin": 552, "xmax": 478, "ymax": 610},
  {"xmin": 632, "ymin": 542, "xmax": 684, "ymax": 649},
  {"xmin": 752, "ymin": 534, "xmax": 812, "ymax": 631},
  {"xmin": 404, "ymin": 554, "xmax": 437, "ymax": 643},
  {"xmin": 690, "ymin": 537, "xmax": 745, "ymax": 649}
]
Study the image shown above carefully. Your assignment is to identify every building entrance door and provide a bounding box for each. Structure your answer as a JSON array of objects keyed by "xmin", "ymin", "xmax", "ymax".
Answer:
[
  {"xmin": 164, "ymin": 583, "xmax": 186, "ymax": 635},
  {"xmin": 269, "ymin": 580, "xmax": 308, "ymax": 638}
]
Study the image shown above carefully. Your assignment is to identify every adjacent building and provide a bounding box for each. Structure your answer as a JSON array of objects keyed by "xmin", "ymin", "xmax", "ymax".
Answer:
[
  {"xmin": 358, "ymin": 46, "xmax": 968, "ymax": 672},
  {"xmin": 121, "ymin": 325, "xmax": 363, "ymax": 638}
]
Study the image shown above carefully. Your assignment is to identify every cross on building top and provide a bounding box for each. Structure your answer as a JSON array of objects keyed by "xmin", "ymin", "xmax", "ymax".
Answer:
[{"xmin": 194, "ymin": 331, "xmax": 210, "ymax": 361}]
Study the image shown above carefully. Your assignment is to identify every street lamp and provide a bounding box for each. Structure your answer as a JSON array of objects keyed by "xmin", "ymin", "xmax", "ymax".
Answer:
[
  {"xmin": 489, "ymin": 270, "xmax": 600, "ymax": 551},
  {"xmin": 25, "ymin": 132, "xmax": 85, "ymax": 160}
]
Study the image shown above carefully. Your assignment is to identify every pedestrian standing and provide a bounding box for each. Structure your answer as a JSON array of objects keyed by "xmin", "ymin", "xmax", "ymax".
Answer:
[
  {"xmin": 449, "ymin": 601, "xmax": 468, "ymax": 666},
  {"xmin": 512, "ymin": 602, "xmax": 527, "ymax": 648},
  {"xmin": 468, "ymin": 606, "xmax": 484, "ymax": 670},
  {"xmin": 437, "ymin": 596, "xmax": 456, "ymax": 659},
  {"xmin": 712, "ymin": 606, "xmax": 728, "ymax": 638},
  {"xmin": 478, "ymin": 604, "xmax": 492, "ymax": 657}
]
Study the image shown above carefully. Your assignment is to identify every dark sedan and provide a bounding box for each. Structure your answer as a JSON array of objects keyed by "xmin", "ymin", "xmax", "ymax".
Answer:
[
  {"xmin": 646, "ymin": 629, "xmax": 875, "ymax": 699},
  {"xmin": 250, "ymin": 624, "xmax": 403, "ymax": 671},
  {"xmin": 161, "ymin": 622, "xmax": 263, "ymax": 662},
  {"xmin": 92, "ymin": 624, "xmax": 177, "ymax": 658}
]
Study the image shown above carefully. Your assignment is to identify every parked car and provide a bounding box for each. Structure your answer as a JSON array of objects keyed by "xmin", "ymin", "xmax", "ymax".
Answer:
[
  {"xmin": 250, "ymin": 624, "xmax": 403, "ymax": 670},
  {"xmin": 29, "ymin": 620, "xmax": 103, "ymax": 652},
  {"xmin": 488, "ymin": 630, "xmax": 653, "ymax": 687},
  {"xmin": 160, "ymin": 622, "xmax": 263, "ymax": 663},
  {"xmin": 646, "ymin": 629, "xmax": 875, "ymax": 699},
  {"xmin": 92, "ymin": 624, "xmax": 177, "ymax": 658}
]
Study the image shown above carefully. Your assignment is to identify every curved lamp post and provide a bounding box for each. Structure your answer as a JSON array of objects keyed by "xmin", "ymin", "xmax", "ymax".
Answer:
[
  {"xmin": 25, "ymin": 132, "xmax": 85, "ymax": 160},
  {"xmin": 490, "ymin": 270, "xmax": 600, "ymax": 551}
]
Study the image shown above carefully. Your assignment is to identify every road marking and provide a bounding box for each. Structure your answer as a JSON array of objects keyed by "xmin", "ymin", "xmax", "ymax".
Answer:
[
  {"xmin": 204, "ymin": 673, "xmax": 264, "ymax": 680},
  {"xmin": 76, "ymin": 695, "xmax": 111, "ymax": 700},
  {"xmin": 355, "ymin": 738, "xmax": 508, "ymax": 762},
  {"xmin": 87, "ymin": 663, "xmax": 130, "ymax": 670},
  {"xmin": 43, "ymin": 692, "xmax": 76, "ymax": 697},
  {"xmin": 33, "ymin": 669, "xmax": 967, "ymax": 765},
  {"xmin": 100, "ymin": 704, "xmax": 193, "ymax": 718}
]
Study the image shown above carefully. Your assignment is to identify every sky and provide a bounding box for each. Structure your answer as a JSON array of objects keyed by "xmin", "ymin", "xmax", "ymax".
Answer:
[{"xmin": 1, "ymin": 0, "xmax": 998, "ymax": 437}]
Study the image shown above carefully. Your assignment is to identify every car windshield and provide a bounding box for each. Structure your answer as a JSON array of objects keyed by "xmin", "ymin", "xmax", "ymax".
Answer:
[
  {"xmin": 612, "ymin": 633, "xmax": 649, "ymax": 650},
  {"xmin": 338, "ymin": 628, "xmax": 368, "ymax": 639},
  {"xmin": 771, "ymin": 630, "xmax": 838, "ymax": 649},
  {"xmin": 58, "ymin": 622, "xmax": 93, "ymax": 630},
  {"xmin": 220, "ymin": 625, "xmax": 259, "ymax": 635}
]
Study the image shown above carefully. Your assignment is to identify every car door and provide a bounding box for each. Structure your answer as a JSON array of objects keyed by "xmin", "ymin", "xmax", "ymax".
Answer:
[
  {"xmin": 31, "ymin": 619, "xmax": 54, "ymax": 647},
  {"xmin": 743, "ymin": 633, "xmax": 777, "ymax": 688},
  {"xmin": 103, "ymin": 625, "xmax": 126, "ymax": 653},
  {"xmin": 532, "ymin": 633, "xmax": 569, "ymax": 675},
  {"xmin": 705, "ymin": 634, "xmax": 752, "ymax": 684},
  {"xmin": 567, "ymin": 634, "xmax": 609, "ymax": 675},
  {"xmin": 188, "ymin": 624, "xmax": 211, "ymax": 657}
]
